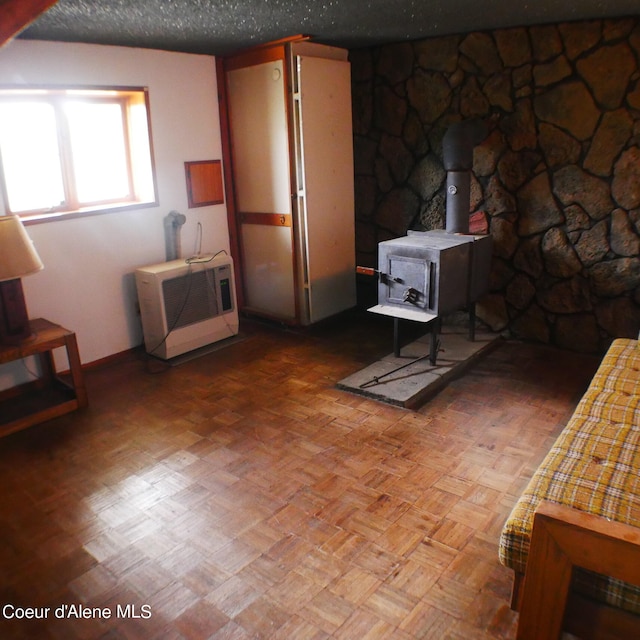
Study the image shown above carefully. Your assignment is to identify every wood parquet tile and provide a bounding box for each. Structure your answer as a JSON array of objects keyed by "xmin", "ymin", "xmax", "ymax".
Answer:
[{"xmin": 0, "ymin": 311, "xmax": 601, "ymax": 639}]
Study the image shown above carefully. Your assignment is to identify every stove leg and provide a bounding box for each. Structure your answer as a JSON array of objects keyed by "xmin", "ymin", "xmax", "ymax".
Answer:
[
  {"xmin": 469, "ymin": 302, "xmax": 476, "ymax": 341},
  {"xmin": 430, "ymin": 317, "xmax": 440, "ymax": 365},
  {"xmin": 394, "ymin": 317, "xmax": 400, "ymax": 357}
]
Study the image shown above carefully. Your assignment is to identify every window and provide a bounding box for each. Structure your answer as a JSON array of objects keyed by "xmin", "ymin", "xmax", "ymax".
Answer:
[{"xmin": 0, "ymin": 86, "xmax": 157, "ymax": 222}]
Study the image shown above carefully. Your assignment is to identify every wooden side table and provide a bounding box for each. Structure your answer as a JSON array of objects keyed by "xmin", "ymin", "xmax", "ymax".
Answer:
[{"xmin": 0, "ymin": 318, "xmax": 88, "ymax": 438}]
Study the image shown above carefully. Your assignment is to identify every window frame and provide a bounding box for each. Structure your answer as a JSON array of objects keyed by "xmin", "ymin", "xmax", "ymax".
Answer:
[{"xmin": 0, "ymin": 84, "xmax": 159, "ymax": 224}]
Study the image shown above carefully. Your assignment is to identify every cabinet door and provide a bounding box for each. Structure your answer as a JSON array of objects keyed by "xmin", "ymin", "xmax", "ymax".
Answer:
[
  {"xmin": 226, "ymin": 58, "xmax": 297, "ymax": 321},
  {"xmin": 295, "ymin": 55, "xmax": 356, "ymax": 323}
]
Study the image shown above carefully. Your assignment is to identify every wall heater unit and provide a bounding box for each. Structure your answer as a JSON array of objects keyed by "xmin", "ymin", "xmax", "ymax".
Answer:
[{"xmin": 135, "ymin": 254, "xmax": 239, "ymax": 360}]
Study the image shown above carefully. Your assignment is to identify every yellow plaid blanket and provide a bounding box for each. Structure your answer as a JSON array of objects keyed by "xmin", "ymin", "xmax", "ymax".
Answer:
[{"xmin": 499, "ymin": 338, "xmax": 640, "ymax": 613}]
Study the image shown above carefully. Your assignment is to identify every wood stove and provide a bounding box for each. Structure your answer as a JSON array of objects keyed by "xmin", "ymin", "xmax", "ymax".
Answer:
[
  {"xmin": 373, "ymin": 229, "xmax": 491, "ymax": 319},
  {"xmin": 367, "ymin": 230, "xmax": 492, "ymax": 363},
  {"xmin": 364, "ymin": 119, "xmax": 492, "ymax": 364}
]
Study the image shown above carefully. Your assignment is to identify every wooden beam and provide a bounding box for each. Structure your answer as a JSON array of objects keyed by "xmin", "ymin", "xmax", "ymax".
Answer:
[{"xmin": 0, "ymin": 0, "xmax": 58, "ymax": 47}]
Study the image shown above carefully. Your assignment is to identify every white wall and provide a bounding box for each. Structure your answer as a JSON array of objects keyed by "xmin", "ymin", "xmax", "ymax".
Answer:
[{"xmin": 0, "ymin": 40, "xmax": 230, "ymax": 385}]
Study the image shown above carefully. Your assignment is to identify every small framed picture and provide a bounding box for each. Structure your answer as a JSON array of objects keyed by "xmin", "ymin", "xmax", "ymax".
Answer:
[{"xmin": 185, "ymin": 160, "xmax": 224, "ymax": 208}]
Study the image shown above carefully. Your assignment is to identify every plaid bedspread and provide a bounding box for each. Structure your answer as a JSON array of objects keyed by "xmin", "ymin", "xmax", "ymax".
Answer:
[{"xmin": 499, "ymin": 338, "xmax": 640, "ymax": 614}]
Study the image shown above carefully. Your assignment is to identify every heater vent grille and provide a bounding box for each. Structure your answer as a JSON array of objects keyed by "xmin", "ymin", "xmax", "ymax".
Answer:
[
  {"xmin": 135, "ymin": 255, "xmax": 239, "ymax": 360},
  {"xmin": 162, "ymin": 270, "xmax": 219, "ymax": 330}
]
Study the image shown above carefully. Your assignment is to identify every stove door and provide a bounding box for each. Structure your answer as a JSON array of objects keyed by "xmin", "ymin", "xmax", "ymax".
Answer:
[{"xmin": 384, "ymin": 255, "xmax": 434, "ymax": 311}]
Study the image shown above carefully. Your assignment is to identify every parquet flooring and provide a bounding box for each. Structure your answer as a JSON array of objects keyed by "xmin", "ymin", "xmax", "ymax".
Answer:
[{"xmin": 0, "ymin": 311, "xmax": 601, "ymax": 639}]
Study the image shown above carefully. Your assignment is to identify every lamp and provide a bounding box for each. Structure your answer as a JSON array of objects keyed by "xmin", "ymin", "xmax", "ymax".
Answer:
[{"xmin": 0, "ymin": 215, "xmax": 44, "ymax": 345}]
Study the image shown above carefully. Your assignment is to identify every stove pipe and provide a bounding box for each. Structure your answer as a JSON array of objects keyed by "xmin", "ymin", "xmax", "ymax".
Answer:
[
  {"xmin": 165, "ymin": 210, "xmax": 186, "ymax": 261},
  {"xmin": 442, "ymin": 120, "xmax": 487, "ymax": 234}
]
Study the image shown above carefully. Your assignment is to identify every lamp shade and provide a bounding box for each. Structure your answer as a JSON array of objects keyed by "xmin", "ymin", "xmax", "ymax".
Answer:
[{"xmin": 0, "ymin": 215, "xmax": 44, "ymax": 282}]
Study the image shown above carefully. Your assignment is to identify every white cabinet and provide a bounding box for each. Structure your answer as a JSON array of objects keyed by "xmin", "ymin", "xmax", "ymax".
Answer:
[{"xmin": 222, "ymin": 41, "xmax": 356, "ymax": 325}]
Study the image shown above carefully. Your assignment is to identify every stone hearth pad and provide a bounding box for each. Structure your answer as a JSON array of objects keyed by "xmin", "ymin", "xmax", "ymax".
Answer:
[{"xmin": 337, "ymin": 327, "xmax": 501, "ymax": 409}]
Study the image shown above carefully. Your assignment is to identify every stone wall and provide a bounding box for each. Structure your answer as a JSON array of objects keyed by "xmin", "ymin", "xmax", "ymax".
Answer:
[{"xmin": 351, "ymin": 17, "xmax": 640, "ymax": 352}]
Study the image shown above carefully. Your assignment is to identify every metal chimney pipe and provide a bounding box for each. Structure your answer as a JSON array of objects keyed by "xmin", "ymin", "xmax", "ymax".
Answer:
[
  {"xmin": 442, "ymin": 120, "xmax": 487, "ymax": 234},
  {"xmin": 446, "ymin": 172, "xmax": 471, "ymax": 234}
]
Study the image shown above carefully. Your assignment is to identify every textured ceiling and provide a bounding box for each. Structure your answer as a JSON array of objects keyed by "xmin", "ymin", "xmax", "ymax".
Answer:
[{"xmin": 18, "ymin": 0, "xmax": 640, "ymax": 56}]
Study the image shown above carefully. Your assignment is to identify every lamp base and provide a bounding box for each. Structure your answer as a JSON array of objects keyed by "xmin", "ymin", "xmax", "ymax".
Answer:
[{"xmin": 0, "ymin": 278, "xmax": 33, "ymax": 345}]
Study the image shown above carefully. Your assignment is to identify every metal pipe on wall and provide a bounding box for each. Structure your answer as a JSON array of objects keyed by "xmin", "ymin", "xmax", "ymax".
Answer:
[
  {"xmin": 442, "ymin": 120, "xmax": 487, "ymax": 234},
  {"xmin": 164, "ymin": 210, "xmax": 186, "ymax": 261}
]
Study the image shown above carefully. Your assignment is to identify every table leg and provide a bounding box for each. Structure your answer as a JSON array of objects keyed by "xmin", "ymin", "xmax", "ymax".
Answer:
[
  {"xmin": 64, "ymin": 333, "xmax": 88, "ymax": 408},
  {"xmin": 37, "ymin": 350, "xmax": 56, "ymax": 384}
]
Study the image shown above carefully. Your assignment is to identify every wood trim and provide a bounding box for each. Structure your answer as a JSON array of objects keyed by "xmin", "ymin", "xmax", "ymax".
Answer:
[
  {"xmin": 223, "ymin": 44, "xmax": 287, "ymax": 71},
  {"xmin": 216, "ymin": 56, "xmax": 244, "ymax": 310},
  {"xmin": 80, "ymin": 345, "xmax": 141, "ymax": 371},
  {"xmin": 222, "ymin": 35, "xmax": 309, "ymax": 71},
  {"xmin": 243, "ymin": 34, "xmax": 310, "ymax": 51},
  {"xmin": 0, "ymin": 0, "xmax": 57, "ymax": 46},
  {"xmin": 218, "ymin": 40, "xmax": 301, "ymax": 323},
  {"xmin": 240, "ymin": 212, "xmax": 292, "ymax": 227},
  {"xmin": 281, "ymin": 41, "xmax": 301, "ymax": 322},
  {"xmin": 283, "ymin": 42, "xmax": 302, "ymax": 323},
  {"xmin": 516, "ymin": 501, "xmax": 640, "ymax": 640}
]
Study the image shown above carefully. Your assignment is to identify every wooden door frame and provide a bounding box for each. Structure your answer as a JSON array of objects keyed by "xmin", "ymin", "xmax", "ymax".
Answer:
[
  {"xmin": 217, "ymin": 35, "xmax": 308, "ymax": 322},
  {"xmin": 216, "ymin": 56, "xmax": 245, "ymax": 309},
  {"xmin": 0, "ymin": 0, "xmax": 58, "ymax": 46}
]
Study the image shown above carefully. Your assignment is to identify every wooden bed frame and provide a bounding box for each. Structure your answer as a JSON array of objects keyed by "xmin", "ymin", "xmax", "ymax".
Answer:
[{"xmin": 513, "ymin": 501, "xmax": 640, "ymax": 640}]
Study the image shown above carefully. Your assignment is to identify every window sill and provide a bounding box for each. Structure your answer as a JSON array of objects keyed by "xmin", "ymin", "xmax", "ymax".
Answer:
[{"xmin": 20, "ymin": 199, "xmax": 159, "ymax": 225}]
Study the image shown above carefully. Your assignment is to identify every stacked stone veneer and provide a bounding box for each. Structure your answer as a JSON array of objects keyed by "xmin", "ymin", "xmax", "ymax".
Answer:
[{"xmin": 351, "ymin": 17, "xmax": 640, "ymax": 353}]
